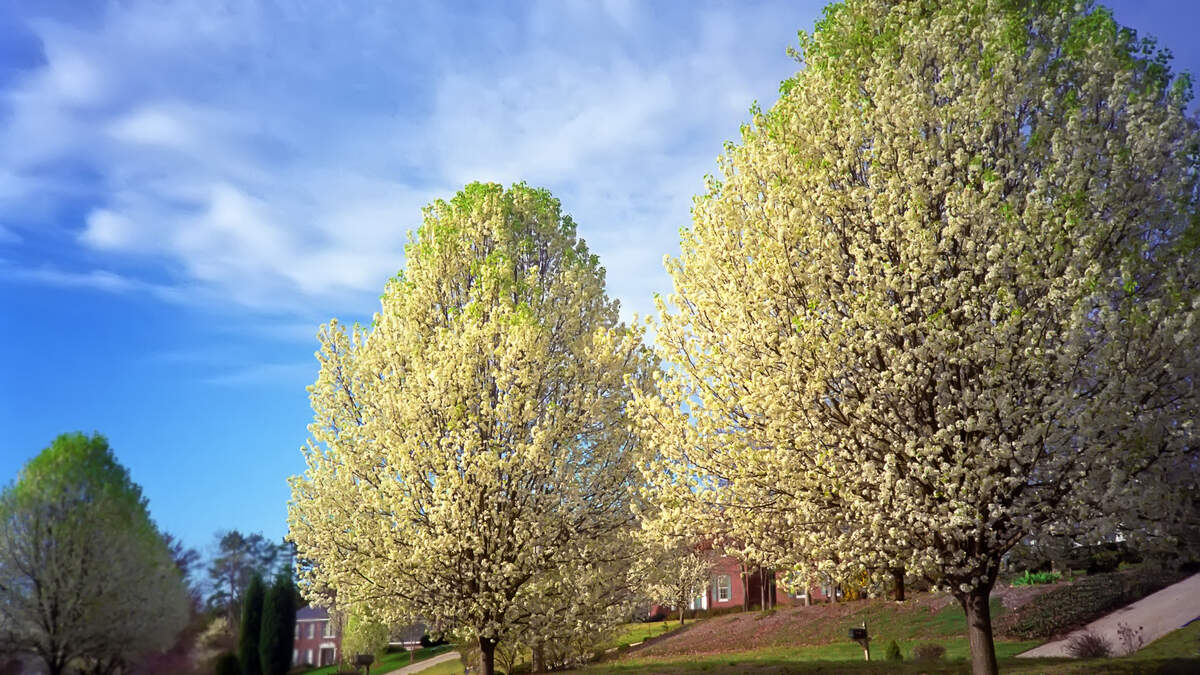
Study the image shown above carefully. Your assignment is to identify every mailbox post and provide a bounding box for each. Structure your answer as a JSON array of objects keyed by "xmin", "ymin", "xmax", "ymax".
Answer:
[
  {"xmin": 849, "ymin": 621, "xmax": 870, "ymax": 661},
  {"xmin": 355, "ymin": 653, "xmax": 375, "ymax": 675}
]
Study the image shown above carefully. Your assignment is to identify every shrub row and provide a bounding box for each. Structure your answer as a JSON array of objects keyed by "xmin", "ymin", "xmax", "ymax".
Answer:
[{"xmin": 996, "ymin": 567, "xmax": 1184, "ymax": 640}]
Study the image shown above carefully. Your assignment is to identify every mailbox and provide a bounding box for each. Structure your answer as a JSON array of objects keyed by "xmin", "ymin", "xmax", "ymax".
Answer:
[
  {"xmin": 849, "ymin": 627, "xmax": 868, "ymax": 641},
  {"xmin": 355, "ymin": 654, "xmax": 375, "ymax": 666}
]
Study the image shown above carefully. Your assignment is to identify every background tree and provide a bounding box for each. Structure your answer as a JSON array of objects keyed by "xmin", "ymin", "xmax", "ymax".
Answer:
[
  {"xmin": 632, "ymin": 2, "xmax": 1199, "ymax": 674},
  {"xmin": 288, "ymin": 182, "xmax": 652, "ymax": 675},
  {"xmin": 207, "ymin": 531, "xmax": 280, "ymax": 630},
  {"xmin": 238, "ymin": 573, "xmax": 265, "ymax": 675},
  {"xmin": 258, "ymin": 573, "xmax": 297, "ymax": 675},
  {"xmin": 0, "ymin": 432, "xmax": 190, "ymax": 675},
  {"xmin": 338, "ymin": 611, "xmax": 389, "ymax": 666},
  {"xmin": 637, "ymin": 543, "xmax": 715, "ymax": 626}
]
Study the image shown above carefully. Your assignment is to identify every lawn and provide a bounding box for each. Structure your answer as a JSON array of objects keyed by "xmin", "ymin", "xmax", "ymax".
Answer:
[
  {"xmin": 297, "ymin": 644, "xmax": 453, "ymax": 675},
  {"xmin": 605, "ymin": 620, "xmax": 698, "ymax": 650},
  {"xmin": 575, "ymin": 637, "xmax": 1039, "ymax": 673},
  {"xmin": 569, "ymin": 621, "xmax": 1200, "ymax": 674}
]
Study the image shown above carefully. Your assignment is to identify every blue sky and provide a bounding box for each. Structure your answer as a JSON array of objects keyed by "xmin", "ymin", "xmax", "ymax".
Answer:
[{"xmin": 1, "ymin": 0, "xmax": 1197, "ymax": 559}]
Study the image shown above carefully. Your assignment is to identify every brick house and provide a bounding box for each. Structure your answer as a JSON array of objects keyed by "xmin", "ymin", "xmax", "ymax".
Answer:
[
  {"xmin": 294, "ymin": 606, "xmax": 341, "ymax": 667},
  {"xmin": 651, "ymin": 553, "xmax": 836, "ymax": 619}
]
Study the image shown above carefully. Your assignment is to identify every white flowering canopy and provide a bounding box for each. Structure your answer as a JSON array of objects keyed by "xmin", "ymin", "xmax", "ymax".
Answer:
[
  {"xmin": 288, "ymin": 183, "xmax": 652, "ymax": 674},
  {"xmin": 631, "ymin": 1, "xmax": 1199, "ymax": 673}
]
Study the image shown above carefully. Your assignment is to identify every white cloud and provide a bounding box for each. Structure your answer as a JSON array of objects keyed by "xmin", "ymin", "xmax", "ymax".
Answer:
[{"xmin": 0, "ymin": 0, "xmax": 821, "ymax": 326}]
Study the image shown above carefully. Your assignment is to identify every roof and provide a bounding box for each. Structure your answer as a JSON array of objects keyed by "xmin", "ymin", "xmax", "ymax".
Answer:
[{"xmin": 296, "ymin": 606, "xmax": 330, "ymax": 621}]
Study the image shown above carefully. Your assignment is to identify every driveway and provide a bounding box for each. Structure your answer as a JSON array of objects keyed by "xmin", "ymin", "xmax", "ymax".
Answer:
[
  {"xmin": 380, "ymin": 650, "xmax": 461, "ymax": 675},
  {"xmin": 1018, "ymin": 573, "xmax": 1200, "ymax": 658}
]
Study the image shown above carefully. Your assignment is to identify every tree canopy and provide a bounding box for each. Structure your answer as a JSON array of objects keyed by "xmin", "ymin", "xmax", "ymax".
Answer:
[
  {"xmin": 631, "ymin": 1, "xmax": 1199, "ymax": 673},
  {"xmin": 288, "ymin": 182, "xmax": 653, "ymax": 675},
  {"xmin": 0, "ymin": 432, "xmax": 190, "ymax": 675}
]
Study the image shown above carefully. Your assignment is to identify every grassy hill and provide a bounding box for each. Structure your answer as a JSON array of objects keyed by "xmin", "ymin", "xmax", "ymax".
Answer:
[{"xmin": 574, "ymin": 589, "xmax": 1200, "ymax": 674}]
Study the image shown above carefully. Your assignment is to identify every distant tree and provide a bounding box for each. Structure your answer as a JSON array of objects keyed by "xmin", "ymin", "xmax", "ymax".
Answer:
[
  {"xmin": 638, "ymin": 543, "xmax": 715, "ymax": 626},
  {"xmin": 164, "ymin": 533, "xmax": 204, "ymax": 609},
  {"xmin": 239, "ymin": 573, "xmax": 265, "ymax": 675},
  {"xmin": 0, "ymin": 433, "xmax": 190, "ymax": 675},
  {"xmin": 207, "ymin": 531, "xmax": 280, "ymax": 629},
  {"xmin": 258, "ymin": 573, "xmax": 297, "ymax": 675},
  {"xmin": 338, "ymin": 611, "xmax": 389, "ymax": 666}
]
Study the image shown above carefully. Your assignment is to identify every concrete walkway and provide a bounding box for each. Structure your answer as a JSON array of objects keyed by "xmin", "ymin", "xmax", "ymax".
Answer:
[
  {"xmin": 379, "ymin": 650, "xmax": 461, "ymax": 675},
  {"xmin": 1018, "ymin": 573, "xmax": 1200, "ymax": 658}
]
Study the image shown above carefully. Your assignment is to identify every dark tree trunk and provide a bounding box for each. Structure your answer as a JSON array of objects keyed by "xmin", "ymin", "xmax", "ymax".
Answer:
[
  {"xmin": 957, "ymin": 586, "xmax": 998, "ymax": 675},
  {"xmin": 678, "ymin": 604, "xmax": 685, "ymax": 626},
  {"xmin": 741, "ymin": 564, "xmax": 749, "ymax": 611},
  {"xmin": 893, "ymin": 567, "xmax": 906, "ymax": 602},
  {"xmin": 479, "ymin": 636, "xmax": 498, "ymax": 675}
]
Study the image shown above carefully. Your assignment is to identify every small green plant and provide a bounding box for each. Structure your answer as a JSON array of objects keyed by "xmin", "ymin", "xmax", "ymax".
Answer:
[
  {"xmin": 911, "ymin": 643, "xmax": 945, "ymax": 662},
  {"xmin": 1011, "ymin": 570, "xmax": 1062, "ymax": 586},
  {"xmin": 884, "ymin": 639, "xmax": 903, "ymax": 661}
]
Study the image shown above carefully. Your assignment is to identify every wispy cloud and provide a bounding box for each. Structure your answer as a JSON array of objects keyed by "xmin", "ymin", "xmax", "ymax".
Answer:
[
  {"xmin": 202, "ymin": 362, "xmax": 314, "ymax": 388},
  {"xmin": 0, "ymin": 0, "xmax": 819, "ymax": 324}
]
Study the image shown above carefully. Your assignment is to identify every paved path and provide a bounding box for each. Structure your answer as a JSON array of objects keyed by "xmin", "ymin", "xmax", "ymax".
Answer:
[
  {"xmin": 379, "ymin": 650, "xmax": 461, "ymax": 675},
  {"xmin": 1018, "ymin": 573, "xmax": 1200, "ymax": 658}
]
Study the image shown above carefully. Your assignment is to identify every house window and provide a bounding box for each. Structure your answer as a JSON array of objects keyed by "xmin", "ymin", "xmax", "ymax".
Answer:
[
  {"xmin": 294, "ymin": 623, "xmax": 298, "ymax": 639},
  {"xmin": 292, "ymin": 649, "xmax": 298, "ymax": 665},
  {"xmin": 306, "ymin": 649, "xmax": 313, "ymax": 665},
  {"xmin": 324, "ymin": 620, "xmax": 335, "ymax": 637},
  {"xmin": 308, "ymin": 623, "xmax": 315, "ymax": 639},
  {"xmin": 715, "ymin": 575, "xmax": 732, "ymax": 602}
]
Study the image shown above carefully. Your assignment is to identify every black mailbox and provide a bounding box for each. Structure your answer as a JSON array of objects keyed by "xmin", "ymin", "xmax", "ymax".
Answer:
[
  {"xmin": 355, "ymin": 654, "xmax": 375, "ymax": 666},
  {"xmin": 849, "ymin": 627, "xmax": 868, "ymax": 641}
]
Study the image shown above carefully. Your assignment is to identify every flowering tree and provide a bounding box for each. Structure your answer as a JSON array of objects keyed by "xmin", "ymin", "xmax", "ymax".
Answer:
[
  {"xmin": 637, "ymin": 543, "xmax": 716, "ymax": 626},
  {"xmin": 288, "ymin": 183, "xmax": 652, "ymax": 675},
  {"xmin": 631, "ymin": 2, "xmax": 1199, "ymax": 673}
]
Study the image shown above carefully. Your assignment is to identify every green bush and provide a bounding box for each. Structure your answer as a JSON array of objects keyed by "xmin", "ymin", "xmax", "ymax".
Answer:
[
  {"xmin": 996, "ymin": 568, "xmax": 1184, "ymax": 639},
  {"xmin": 884, "ymin": 639, "xmax": 903, "ymax": 661},
  {"xmin": 213, "ymin": 652, "xmax": 239, "ymax": 675},
  {"xmin": 1011, "ymin": 570, "xmax": 1062, "ymax": 586}
]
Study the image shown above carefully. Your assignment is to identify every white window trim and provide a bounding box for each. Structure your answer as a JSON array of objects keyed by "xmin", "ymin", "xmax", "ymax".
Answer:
[{"xmin": 716, "ymin": 575, "xmax": 732, "ymax": 602}]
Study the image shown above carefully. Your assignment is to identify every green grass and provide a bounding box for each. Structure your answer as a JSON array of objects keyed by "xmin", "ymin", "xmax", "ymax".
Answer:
[
  {"xmin": 297, "ymin": 644, "xmax": 453, "ymax": 675},
  {"xmin": 568, "ymin": 621, "xmax": 1200, "ymax": 674},
  {"xmin": 1129, "ymin": 620, "xmax": 1200, "ymax": 660},
  {"xmin": 574, "ymin": 637, "xmax": 1039, "ymax": 673},
  {"xmin": 605, "ymin": 620, "xmax": 695, "ymax": 649}
]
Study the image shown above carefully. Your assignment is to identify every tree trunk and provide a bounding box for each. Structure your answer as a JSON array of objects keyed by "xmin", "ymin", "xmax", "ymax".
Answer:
[
  {"xmin": 531, "ymin": 644, "xmax": 545, "ymax": 673},
  {"xmin": 678, "ymin": 604, "xmax": 685, "ymax": 626},
  {"xmin": 893, "ymin": 567, "xmax": 906, "ymax": 602},
  {"xmin": 741, "ymin": 564, "xmax": 749, "ymax": 611},
  {"xmin": 957, "ymin": 586, "xmax": 998, "ymax": 675},
  {"xmin": 479, "ymin": 636, "xmax": 498, "ymax": 675},
  {"xmin": 758, "ymin": 566, "xmax": 765, "ymax": 610}
]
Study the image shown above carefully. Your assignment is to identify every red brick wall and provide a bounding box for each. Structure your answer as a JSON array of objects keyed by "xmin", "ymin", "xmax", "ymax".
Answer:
[{"xmin": 293, "ymin": 619, "xmax": 341, "ymax": 666}]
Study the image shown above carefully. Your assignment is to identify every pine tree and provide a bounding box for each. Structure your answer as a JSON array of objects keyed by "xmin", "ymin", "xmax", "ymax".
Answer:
[
  {"xmin": 258, "ymin": 573, "xmax": 297, "ymax": 675},
  {"xmin": 238, "ymin": 573, "xmax": 265, "ymax": 675}
]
